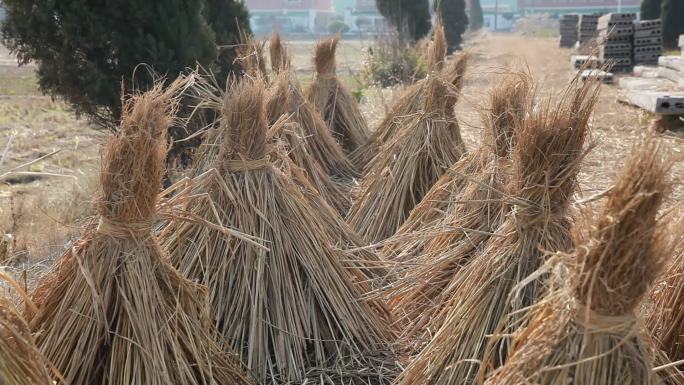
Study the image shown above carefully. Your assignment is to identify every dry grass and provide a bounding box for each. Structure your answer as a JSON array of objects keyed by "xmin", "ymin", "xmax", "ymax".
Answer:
[
  {"xmin": 395, "ymin": 76, "xmax": 599, "ymax": 385},
  {"xmin": 485, "ymin": 136, "xmax": 679, "ymax": 385},
  {"xmin": 306, "ymin": 36, "xmax": 371, "ymax": 158},
  {"xmin": 163, "ymin": 79, "xmax": 397, "ymax": 385},
  {"xmin": 27, "ymin": 78, "xmax": 253, "ymax": 385},
  {"xmin": 348, "ymin": 57, "xmax": 467, "ymax": 243}
]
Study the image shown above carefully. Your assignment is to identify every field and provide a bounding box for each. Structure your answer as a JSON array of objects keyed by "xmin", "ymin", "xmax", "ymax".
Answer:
[{"xmin": 0, "ymin": 32, "xmax": 682, "ymax": 277}]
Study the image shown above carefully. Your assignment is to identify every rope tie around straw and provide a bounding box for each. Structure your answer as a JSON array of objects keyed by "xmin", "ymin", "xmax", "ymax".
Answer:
[
  {"xmin": 96, "ymin": 217, "xmax": 153, "ymax": 238},
  {"xmin": 575, "ymin": 303, "xmax": 638, "ymax": 334},
  {"xmin": 222, "ymin": 157, "xmax": 271, "ymax": 172}
]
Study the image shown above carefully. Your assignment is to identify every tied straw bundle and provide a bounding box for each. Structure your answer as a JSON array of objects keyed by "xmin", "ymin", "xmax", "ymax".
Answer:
[
  {"xmin": 307, "ymin": 36, "xmax": 371, "ymax": 157},
  {"xmin": 384, "ymin": 73, "xmax": 532, "ymax": 348},
  {"xmin": 397, "ymin": 76, "xmax": 600, "ymax": 385},
  {"xmin": 485, "ymin": 136, "xmax": 681, "ymax": 385},
  {"xmin": 164, "ymin": 79, "xmax": 397, "ymax": 385},
  {"xmin": 348, "ymin": 53, "xmax": 467, "ymax": 244},
  {"xmin": 648, "ymin": 218, "xmax": 684, "ymax": 364},
  {"xmin": 268, "ymin": 34, "xmax": 358, "ymax": 180},
  {"xmin": 28, "ymin": 78, "xmax": 252, "ymax": 385},
  {"xmin": 0, "ymin": 273, "xmax": 53, "ymax": 385},
  {"xmin": 350, "ymin": 21, "xmax": 465, "ymax": 169}
]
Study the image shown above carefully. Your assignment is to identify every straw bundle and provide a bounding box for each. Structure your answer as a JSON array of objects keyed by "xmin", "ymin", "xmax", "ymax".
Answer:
[
  {"xmin": 384, "ymin": 72, "xmax": 531, "ymax": 262},
  {"xmin": 485, "ymin": 136, "xmax": 677, "ymax": 385},
  {"xmin": 0, "ymin": 276, "xmax": 52, "ymax": 385},
  {"xmin": 349, "ymin": 22, "xmax": 468, "ymax": 165},
  {"xmin": 648, "ymin": 223, "xmax": 684, "ymax": 363},
  {"xmin": 164, "ymin": 80, "xmax": 396, "ymax": 385},
  {"xmin": 268, "ymin": 68, "xmax": 357, "ymax": 179},
  {"xmin": 348, "ymin": 70, "xmax": 467, "ymax": 243},
  {"xmin": 384, "ymin": 74, "xmax": 532, "ymax": 347},
  {"xmin": 306, "ymin": 36, "xmax": 371, "ymax": 156},
  {"xmin": 396, "ymin": 78, "xmax": 600, "ymax": 385},
  {"xmin": 28, "ymin": 79, "xmax": 252, "ymax": 385},
  {"xmin": 269, "ymin": 31, "xmax": 290, "ymax": 74},
  {"xmin": 236, "ymin": 31, "xmax": 269, "ymax": 80}
]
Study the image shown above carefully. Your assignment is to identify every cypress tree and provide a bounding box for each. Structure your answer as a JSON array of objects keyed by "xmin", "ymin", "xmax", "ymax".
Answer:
[
  {"xmin": 662, "ymin": 0, "xmax": 684, "ymax": 48},
  {"xmin": 436, "ymin": 0, "xmax": 468, "ymax": 52},
  {"xmin": 0, "ymin": 0, "xmax": 235, "ymax": 128},
  {"xmin": 640, "ymin": 0, "xmax": 662, "ymax": 20},
  {"xmin": 469, "ymin": 0, "xmax": 484, "ymax": 30},
  {"xmin": 205, "ymin": 0, "xmax": 251, "ymax": 84},
  {"xmin": 376, "ymin": 0, "xmax": 432, "ymax": 41}
]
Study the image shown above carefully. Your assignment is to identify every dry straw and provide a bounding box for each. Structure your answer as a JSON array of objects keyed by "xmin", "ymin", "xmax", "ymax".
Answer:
[
  {"xmin": 267, "ymin": 46, "xmax": 358, "ymax": 179},
  {"xmin": 0, "ymin": 274, "xmax": 53, "ymax": 385},
  {"xmin": 384, "ymin": 73, "xmax": 532, "ymax": 348},
  {"xmin": 348, "ymin": 57, "xmax": 467, "ymax": 243},
  {"xmin": 163, "ymin": 79, "xmax": 397, "ymax": 385},
  {"xmin": 484, "ymin": 136, "xmax": 679, "ymax": 385},
  {"xmin": 349, "ymin": 20, "xmax": 460, "ymax": 168},
  {"xmin": 236, "ymin": 31, "xmax": 269, "ymax": 80},
  {"xmin": 28, "ymin": 78, "xmax": 253, "ymax": 385},
  {"xmin": 307, "ymin": 36, "xmax": 371, "ymax": 158},
  {"xmin": 648, "ymin": 218, "xmax": 684, "ymax": 364},
  {"xmin": 396, "ymin": 76, "xmax": 600, "ymax": 385}
]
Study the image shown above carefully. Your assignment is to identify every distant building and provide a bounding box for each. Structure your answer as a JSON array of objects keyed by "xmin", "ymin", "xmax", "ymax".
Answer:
[
  {"xmin": 343, "ymin": 0, "xmax": 386, "ymax": 32},
  {"xmin": 517, "ymin": 0, "xmax": 640, "ymax": 14},
  {"xmin": 467, "ymin": 0, "xmax": 517, "ymax": 31},
  {"xmin": 244, "ymin": 0, "xmax": 336, "ymax": 33}
]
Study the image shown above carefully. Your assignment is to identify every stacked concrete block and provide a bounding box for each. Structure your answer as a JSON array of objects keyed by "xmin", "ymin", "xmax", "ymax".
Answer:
[
  {"xmin": 598, "ymin": 13, "xmax": 636, "ymax": 72},
  {"xmin": 578, "ymin": 14, "xmax": 600, "ymax": 45},
  {"xmin": 560, "ymin": 14, "xmax": 579, "ymax": 48},
  {"xmin": 633, "ymin": 19, "xmax": 662, "ymax": 65},
  {"xmin": 680, "ymin": 35, "xmax": 684, "ymax": 57}
]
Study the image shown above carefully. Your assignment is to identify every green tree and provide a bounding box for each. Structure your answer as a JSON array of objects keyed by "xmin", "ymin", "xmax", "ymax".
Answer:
[
  {"xmin": 376, "ymin": 0, "xmax": 432, "ymax": 41},
  {"xmin": 205, "ymin": 0, "xmax": 251, "ymax": 84},
  {"xmin": 662, "ymin": 0, "xmax": 684, "ymax": 48},
  {"xmin": 641, "ymin": 0, "xmax": 662, "ymax": 20},
  {"xmin": 0, "ymin": 0, "xmax": 229, "ymax": 128},
  {"xmin": 436, "ymin": 0, "xmax": 468, "ymax": 53},
  {"xmin": 469, "ymin": 0, "xmax": 484, "ymax": 30}
]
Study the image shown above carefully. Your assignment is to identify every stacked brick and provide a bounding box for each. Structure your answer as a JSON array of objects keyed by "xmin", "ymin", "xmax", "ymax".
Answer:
[
  {"xmin": 560, "ymin": 14, "xmax": 579, "ymax": 48},
  {"xmin": 633, "ymin": 19, "xmax": 662, "ymax": 65},
  {"xmin": 598, "ymin": 13, "xmax": 636, "ymax": 73},
  {"xmin": 578, "ymin": 14, "xmax": 600, "ymax": 46}
]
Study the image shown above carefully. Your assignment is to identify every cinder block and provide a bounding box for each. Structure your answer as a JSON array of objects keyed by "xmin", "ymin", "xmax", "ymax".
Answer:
[
  {"xmin": 571, "ymin": 55, "xmax": 600, "ymax": 69},
  {"xmin": 627, "ymin": 92, "xmax": 684, "ymax": 114},
  {"xmin": 580, "ymin": 69, "xmax": 613, "ymax": 84},
  {"xmin": 634, "ymin": 45, "xmax": 662, "ymax": 54},
  {"xmin": 600, "ymin": 50, "xmax": 632, "ymax": 59},
  {"xmin": 598, "ymin": 13, "xmax": 636, "ymax": 24},
  {"xmin": 634, "ymin": 53, "xmax": 660, "ymax": 63},
  {"xmin": 599, "ymin": 26, "xmax": 634, "ymax": 37},
  {"xmin": 634, "ymin": 36, "xmax": 663, "ymax": 46},
  {"xmin": 634, "ymin": 19, "xmax": 661, "ymax": 30},
  {"xmin": 634, "ymin": 28, "xmax": 662, "ymax": 38}
]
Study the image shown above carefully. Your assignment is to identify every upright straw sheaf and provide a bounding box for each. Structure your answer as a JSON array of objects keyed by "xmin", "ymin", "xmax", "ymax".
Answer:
[
  {"xmin": 236, "ymin": 32, "xmax": 269, "ymax": 80},
  {"xmin": 220, "ymin": 79, "xmax": 267, "ymax": 161},
  {"xmin": 649, "ymin": 241, "xmax": 684, "ymax": 364},
  {"xmin": 30, "ymin": 80, "xmax": 253, "ymax": 385},
  {"xmin": 314, "ymin": 35, "xmax": 339, "ymax": 77},
  {"xmin": 395, "ymin": 78, "xmax": 597, "ymax": 385},
  {"xmin": 307, "ymin": 36, "xmax": 371, "ymax": 158},
  {"xmin": 99, "ymin": 79, "xmax": 183, "ymax": 223},
  {"xmin": 0, "ymin": 276, "xmax": 53, "ymax": 385},
  {"xmin": 576, "ymin": 138, "xmax": 670, "ymax": 316},
  {"xmin": 384, "ymin": 73, "xmax": 530, "ymax": 348},
  {"xmin": 513, "ymin": 78, "xmax": 599, "ymax": 217},
  {"xmin": 484, "ymin": 137, "xmax": 675, "ymax": 385},
  {"xmin": 164, "ymin": 77, "xmax": 397, "ymax": 385},
  {"xmin": 426, "ymin": 19, "xmax": 448, "ymax": 72},
  {"xmin": 348, "ymin": 70, "xmax": 466, "ymax": 243},
  {"xmin": 443, "ymin": 51, "xmax": 469, "ymax": 97},
  {"xmin": 269, "ymin": 31, "xmax": 290, "ymax": 73},
  {"xmin": 268, "ymin": 70, "xmax": 358, "ymax": 179}
]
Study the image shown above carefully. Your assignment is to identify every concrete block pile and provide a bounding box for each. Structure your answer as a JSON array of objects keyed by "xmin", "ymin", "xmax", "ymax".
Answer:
[
  {"xmin": 633, "ymin": 19, "xmax": 662, "ymax": 65},
  {"xmin": 578, "ymin": 14, "xmax": 600, "ymax": 46},
  {"xmin": 560, "ymin": 14, "xmax": 579, "ymax": 48},
  {"xmin": 598, "ymin": 13, "xmax": 636, "ymax": 72}
]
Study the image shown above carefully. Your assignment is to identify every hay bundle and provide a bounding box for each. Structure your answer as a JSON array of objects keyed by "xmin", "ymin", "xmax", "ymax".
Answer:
[
  {"xmin": 236, "ymin": 31, "xmax": 269, "ymax": 80},
  {"xmin": 349, "ymin": 23, "xmax": 463, "ymax": 169},
  {"xmin": 384, "ymin": 74, "xmax": 532, "ymax": 346},
  {"xmin": 306, "ymin": 36, "xmax": 371, "ymax": 156},
  {"xmin": 269, "ymin": 31, "xmax": 290, "ymax": 74},
  {"xmin": 0, "ymin": 275, "xmax": 52, "ymax": 385},
  {"xmin": 348, "ymin": 70, "xmax": 467, "ymax": 243},
  {"xmin": 485, "ymin": 136, "xmax": 677, "ymax": 385},
  {"xmin": 268, "ymin": 68, "xmax": 357, "ymax": 179},
  {"xmin": 648, "ymin": 221, "xmax": 684, "ymax": 363},
  {"xmin": 28, "ymin": 79, "xmax": 252, "ymax": 385},
  {"xmin": 396, "ymin": 78, "xmax": 599, "ymax": 385},
  {"xmin": 163, "ymin": 80, "xmax": 396, "ymax": 385},
  {"xmin": 383, "ymin": 72, "xmax": 531, "ymax": 262}
]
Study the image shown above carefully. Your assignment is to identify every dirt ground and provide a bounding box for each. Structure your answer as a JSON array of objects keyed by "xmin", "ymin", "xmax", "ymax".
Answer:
[{"xmin": 0, "ymin": 32, "xmax": 682, "ymax": 276}]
